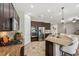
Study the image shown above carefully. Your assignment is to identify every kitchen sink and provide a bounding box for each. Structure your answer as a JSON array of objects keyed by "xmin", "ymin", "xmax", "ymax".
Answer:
[{"xmin": 0, "ymin": 40, "xmax": 22, "ymax": 47}]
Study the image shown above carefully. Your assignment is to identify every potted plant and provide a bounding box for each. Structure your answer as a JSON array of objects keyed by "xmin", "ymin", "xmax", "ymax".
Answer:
[{"xmin": 14, "ymin": 32, "xmax": 23, "ymax": 43}]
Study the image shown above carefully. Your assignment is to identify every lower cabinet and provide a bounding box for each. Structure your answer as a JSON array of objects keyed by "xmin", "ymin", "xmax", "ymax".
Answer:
[
  {"xmin": 45, "ymin": 33, "xmax": 50, "ymax": 38},
  {"xmin": 0, "ymin": 19, "xmax": 10, "ymax": 31},
  {"xmin": 31, "ymin": 37, "xmax": 38, "ymax": 42},
  {"xmin": 20, "ymin": 46, "xmax": 24, "ymax": 56},
  {"xmin": 45, "ymin": 40, "xmax": 53, "ymax": 56}
]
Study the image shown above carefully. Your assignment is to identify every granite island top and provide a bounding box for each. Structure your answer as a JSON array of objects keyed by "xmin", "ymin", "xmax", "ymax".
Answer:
[{"xmin": 46, "ymin": 35, "xmax": 72, "ymax": 46}]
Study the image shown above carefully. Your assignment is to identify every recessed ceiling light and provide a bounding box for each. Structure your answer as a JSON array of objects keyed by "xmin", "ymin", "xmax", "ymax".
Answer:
[
  {"xmin": 76, "ymin": 4, "xmax": 79, "ymax": 8},
  {"xmin": 30, "ymin": 5, "xmax": 34, "ymax": 8},
  {"xmin": 47, "ymin": 9, "xmax": 51, "ymax": 12}
]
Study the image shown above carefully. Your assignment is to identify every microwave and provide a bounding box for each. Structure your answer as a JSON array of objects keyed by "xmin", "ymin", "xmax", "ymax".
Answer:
[{"xmin": 10, "ymin": 18, "xmax": 18, "ymax": 31}]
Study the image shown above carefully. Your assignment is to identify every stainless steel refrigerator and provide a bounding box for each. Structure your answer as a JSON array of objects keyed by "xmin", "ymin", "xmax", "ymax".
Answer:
[{"xmin": 38, "ymin": 27, "xmax": 45, "ymax": 41}]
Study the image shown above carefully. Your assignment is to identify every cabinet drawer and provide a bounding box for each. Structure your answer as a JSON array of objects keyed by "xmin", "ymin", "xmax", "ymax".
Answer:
[{"xmin": 31, "ymin": 37, "xmax": 38, "ymax": 41}]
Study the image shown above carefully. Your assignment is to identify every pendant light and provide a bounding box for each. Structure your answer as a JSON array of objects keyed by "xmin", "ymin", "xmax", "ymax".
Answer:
[
  {"xmin": 61, "ymin": 7, "xmax": 67, "ymax": 34},
  {"xmin": 61, "ymin": 7, "xmax": 65, "ymax": 24}
]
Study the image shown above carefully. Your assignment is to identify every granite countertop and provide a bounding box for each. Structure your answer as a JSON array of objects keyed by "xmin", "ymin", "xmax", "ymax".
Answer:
[
  {"xmin": 0, "ymin": 40, "xmax": 22, "ymax": 46},
  {"xmin": 46, "ymin": 35, "xmax": 72, "ymax": 46},
  {"xmin": 0, "ymin": 44, "xmax": 23, "ymax": 56}
]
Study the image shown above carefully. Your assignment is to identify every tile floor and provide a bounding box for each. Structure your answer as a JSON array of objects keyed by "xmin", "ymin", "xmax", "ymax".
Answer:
[{"xmin": 24, "ymin": 41, "xmax": 79, "ymax": 56}]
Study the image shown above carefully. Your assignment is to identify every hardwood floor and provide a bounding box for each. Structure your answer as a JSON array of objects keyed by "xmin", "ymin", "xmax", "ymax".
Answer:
[{"xmin": 24, "ymin": 41, "xmax": 79, "ymax": 56}]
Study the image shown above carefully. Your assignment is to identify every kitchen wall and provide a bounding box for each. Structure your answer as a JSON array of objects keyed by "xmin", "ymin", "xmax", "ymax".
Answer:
[
  {"xmin": 66, "ymin": 22, "xmax": 76, "ymax": 34},
  {"xmin": 57, "ymin": 22, "xmax": 76, "ymax": 34},
  {"xmin": 52, "ymin": 21, "xmax": 79, "ymax": 35},
  {"xmin": 74, "ymin": 21, "xmax": 79, "ymax": 31}
]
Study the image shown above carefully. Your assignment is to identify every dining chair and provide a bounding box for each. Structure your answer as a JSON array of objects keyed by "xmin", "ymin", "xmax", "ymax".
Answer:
[{"xmin": 60, "ymin": 36, "xmax": 79, "ymax": 56}]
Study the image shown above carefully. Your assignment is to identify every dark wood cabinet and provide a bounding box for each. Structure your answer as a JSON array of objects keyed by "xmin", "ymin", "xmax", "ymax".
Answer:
[
  {"xmin": 45, "ymin": 33, "xmax": 50, "ymax": 38},
  {"xmin": 42, "ymin": 23, "xmax": 50, "ymax": 30},
  {"xmin": 4, "ymin": 3, "xmax": 9, "ymax": 21},
  {"xmin": 31, "ymin": 37, "xmax": 38, "ymax": 41},
  {"xmin": 0, "ymin": 3, "xmax": 19, "ymax": 31},
  {"xmin": 3, "ymin": 3, "xmax": 10, "ymax": 30},
  {"xmin": 31, "ymin": 21, "xmax": 39, "ymax": 27},
  {"xmin": 0, "ymin": 3, "xmax": 4, "ymax": 30},
  {"xmin": 45, "ymin": 40, "xmax": 54, "ymax": 56},
  {"xmin": 45, "ymin": 23, "xmax": 50, "ymax": 29},
  {"xmin": 20, "ymin": 46, "xmax": 24, "ymax": 56},
  {"xmin": 31, "ymin": 21, "xmax": 51, "ymax": 30},
  {"xmin": 10, "ymin": 3, "xmax": 14, "ymax": 18},
  {"xmin": 38, "ymin": 22, "xmax": 42, "ymax": 27},
  {"xmin": 0, "ymin": 3, "xmax": 4, "ymax": 20}
]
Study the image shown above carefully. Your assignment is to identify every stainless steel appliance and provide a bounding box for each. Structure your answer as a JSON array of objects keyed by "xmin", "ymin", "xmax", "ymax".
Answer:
[
  {"xmin": 31, "ymin": 26, "xmax": 45, "ymax": 41},
  {"xmin": 31, "ymin": 26, "xmax": 38, "ymax": 37},
  {"xmin": 38, "ymin": 27, "xmax": 45, "ymax": 41}
]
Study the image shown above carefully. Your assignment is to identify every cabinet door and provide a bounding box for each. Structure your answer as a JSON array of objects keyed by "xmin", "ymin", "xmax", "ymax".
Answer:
[
  {"xmin": 13, "ymin": 7, "xmax": 19, "ymax": 30},
  {"xmin": 3, "ymin": 3, "xmax": 10, "ymax": 30},
  {"xmin": 16, "ymin": 15, "xmax": 19, "ymax": 30},
  {"xmin": 4, "ymin": 3, "xmax": 9, "ymax": 20},
  {"xmin": 31, "ymin": 21, "xmax": 42, "ymax": 27},
  {"xmin": 42, "ymin": 23, "xmax": 50, "ymax": 30},
  {"xmin": 31, "ymin": 21, "xmax": 37, "ymax": 27},
  {"xmin": 10, "ymin": 3, "xmax": 14, "ymax": 18},
  {"xmin": 0, "ymin": 3, "xmax": 4, "ymax": 30},
  {"xmin": 38, "ymin": 22, "xmax": 42, "ymax": 27},
  {"xmin": 45, "ymin": 41, "xmax": 53, "ymax": 56},
  {"xmin": 0, "ymin": 3, "xmax": 4, "ymax": 20},
  {"xmin": 45, "ymin": 23, "xmax": 50, "ymax": 30}
]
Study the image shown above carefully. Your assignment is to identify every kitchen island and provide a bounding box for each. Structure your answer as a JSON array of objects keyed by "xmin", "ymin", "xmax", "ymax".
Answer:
[
  {"xmin": 45, "ymin": 35, "xmax": 72, "ymax": 56},
  {"xmin": 0, "ymin": 44, "xmax": 24, "ymax": 56}
]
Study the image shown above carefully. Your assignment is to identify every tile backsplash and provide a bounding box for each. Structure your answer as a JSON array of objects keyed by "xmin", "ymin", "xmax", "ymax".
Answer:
[{"xmin": 0, "ymin": 31, "xmax": 15, "ymax": 40}]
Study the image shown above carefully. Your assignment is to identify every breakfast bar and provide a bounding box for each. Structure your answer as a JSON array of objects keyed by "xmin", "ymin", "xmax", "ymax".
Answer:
[{"xmin": 45, "ymin": 35, "xmax": 72, "ymax": 56}]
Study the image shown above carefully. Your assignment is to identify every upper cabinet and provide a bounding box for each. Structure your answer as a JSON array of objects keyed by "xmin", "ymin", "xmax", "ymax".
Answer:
[
  {"xmin": 0, "ymin": 3, "xmax": 19, "ymax": 31},
  {"xmin": 10, "ymin": 3, "xmax": 14, "ymax": 18},
  {"xmin": 4, "ymin": 3, "xmax": 9, "ymax": 21},
  {"xmin": 0, "ymin": 3, "xmax": 4, "ymax": 30},
  {"xmin": 42, "ymin": 23, "xmax": 51, "ymax": 30},
  {"xmin": 31, "ymin": 21, "xmax": 51, "ymax": 30}
]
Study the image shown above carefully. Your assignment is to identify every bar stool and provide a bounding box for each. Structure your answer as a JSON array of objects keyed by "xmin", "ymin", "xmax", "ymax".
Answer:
[{"xmin": 60, "ymin": 36, "xmax": 79, "ymax": 56}]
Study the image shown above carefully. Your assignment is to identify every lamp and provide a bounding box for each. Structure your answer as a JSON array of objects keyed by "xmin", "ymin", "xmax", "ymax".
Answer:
[
  {"xmin": 61, "ymin": 7, "xmax": 67, "ymax": 34},
  {"xmin": 61, "ymin": 7, "xmax": 65, "ymax": 24}
]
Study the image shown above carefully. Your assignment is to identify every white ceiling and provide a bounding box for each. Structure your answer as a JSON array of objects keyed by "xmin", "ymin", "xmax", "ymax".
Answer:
[{"xmin": 13, "ymin": 3, "xmax": 79, "ymax": 24}]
